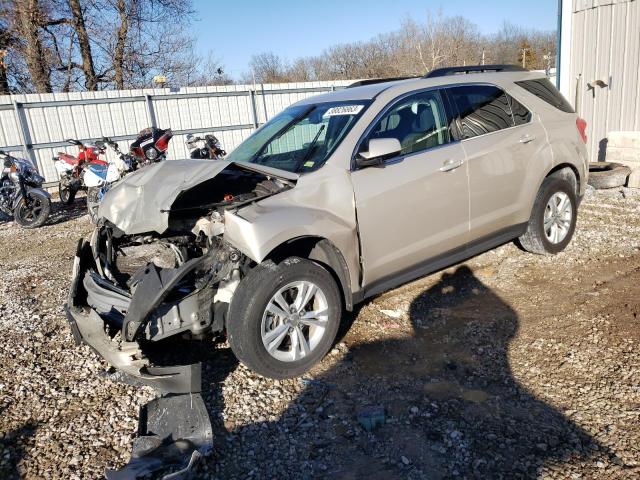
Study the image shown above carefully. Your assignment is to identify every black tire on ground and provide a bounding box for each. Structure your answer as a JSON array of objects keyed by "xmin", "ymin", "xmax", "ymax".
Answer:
[
  {"xmin": 227, "ymin": 257, "xmax": 342, "ymax": 379},
  {"xmin": 588, "ymin": 162, "xmax": 631, "ymax": 189},
  {"xmin": 13, "ymin": 190, "xmax": 51, "ymax": 229},
  {"xmin": 86, "ymin": 187, "xmax": 99, "ymax": 223},
  {"xmin": 58, "ymin": 181, "xmax": 76, "ymax": 205},
  {"xmin": 518, "ymin": 177, "xmax": 577, "ymax": 255}
]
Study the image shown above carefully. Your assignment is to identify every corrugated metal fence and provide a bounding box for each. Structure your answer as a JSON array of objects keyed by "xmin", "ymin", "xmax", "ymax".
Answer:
[
  {"xmin": 568, "ymin": 0, "xmax": 640, "ymax": 160},
  {"xmin": 0, "ymin": 80, "xmax": 353, "ymax": 185}
]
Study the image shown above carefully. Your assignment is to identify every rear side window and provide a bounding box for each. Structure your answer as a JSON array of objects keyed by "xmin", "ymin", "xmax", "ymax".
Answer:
[
  {"xmin": 515, "ymin": 78, "xmax": 575, "ymax": 113},
  {"xmin": 508, "ymin": 95, "xmax": 532, "ymax": 126},
  {"xmin": 448, "ymin": 85, "xmax": 513, "ymax": 138}
]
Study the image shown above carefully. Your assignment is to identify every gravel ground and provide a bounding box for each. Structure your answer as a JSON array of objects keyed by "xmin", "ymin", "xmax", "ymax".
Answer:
[{"xmin": 0, "ymin": 187, "xmax": 639, "ymax": 479}]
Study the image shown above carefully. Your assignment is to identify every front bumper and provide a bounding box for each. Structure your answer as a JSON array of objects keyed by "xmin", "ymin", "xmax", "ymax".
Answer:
[
  {"xmin": 65, "ymin": 238, "xmax": 214, "ymax": 479},
  {"xmin": 65, "ymin": 239, "xmax": 202, "ymax": 394}
]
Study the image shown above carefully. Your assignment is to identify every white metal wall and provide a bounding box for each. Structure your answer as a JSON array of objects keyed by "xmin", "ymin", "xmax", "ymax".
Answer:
[
  {"xmin": 563, "ymin": 0, "xmax": 640, "ymax": 160},
  {"xmin": 0, "ymin": 80, "xmax": 353, "ymax": 184}
]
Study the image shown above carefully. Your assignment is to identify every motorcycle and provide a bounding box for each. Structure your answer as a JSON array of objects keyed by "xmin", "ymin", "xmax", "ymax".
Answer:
[
  {"xmin": 85, "ymin": 128, "xmax": 173, "ymax": 224},
  {"xmin": 0, "ymin": 150, "xmax": 51, "ymax": 229},
  {"xmin": 185, "ymin": 133, "xmax": 226, "ymax": 159},
  {"xmin": 52, "ymin": 139, "xmax": 107, "ymax": 205},
  {"xmin": 85, "ymin": 138, "xmax": 134, "ymax": 224},
  {"xmin": 130, "ymin": 127, "xmax": 173, "ymax": 167}
]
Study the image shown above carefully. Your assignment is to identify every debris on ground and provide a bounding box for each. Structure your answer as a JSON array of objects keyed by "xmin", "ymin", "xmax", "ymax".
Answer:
[{"xmin": 0, "ymin": 189, "xmax": 639, "ymax": 479}]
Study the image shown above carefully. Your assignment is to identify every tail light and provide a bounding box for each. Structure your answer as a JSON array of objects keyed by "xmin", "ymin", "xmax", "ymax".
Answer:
[
  {"xmin": 155, "ymin": 131, "xmax": 173, "ymax": 152},
  {"xmin": 576, "ymin": 117, "xmax": 587, "ymax": 144}
]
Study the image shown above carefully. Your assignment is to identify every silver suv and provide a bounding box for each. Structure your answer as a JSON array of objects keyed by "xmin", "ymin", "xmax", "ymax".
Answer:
[{"xmin": 66, "ymin": 65, "xmax": 588, "ymax": 383}]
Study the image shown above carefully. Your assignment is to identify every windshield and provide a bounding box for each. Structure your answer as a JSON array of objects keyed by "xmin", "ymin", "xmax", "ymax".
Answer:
[{"xmin": 226, "ymin": 101, "xmax": 368, "ymax": 173}]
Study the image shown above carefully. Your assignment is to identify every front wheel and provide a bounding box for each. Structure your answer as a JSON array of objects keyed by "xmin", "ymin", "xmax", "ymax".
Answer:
[
  {"xmin": 86, "ymin": 187, "xmax": 100, "ymax": 223},
  {"xmin": 58, "ymin": 178, "xmax": 76, "ymax": 205},
  {"xmin": 13, "ymin": 191, "xmax": 51, "ymax": 229},
  {"xmin": 227, "ymin": 257, "xmax": 342, "ymax": 379},
  {"xmin": 518, "ymin": 177, "xmax": 577, "ymax": 255}
]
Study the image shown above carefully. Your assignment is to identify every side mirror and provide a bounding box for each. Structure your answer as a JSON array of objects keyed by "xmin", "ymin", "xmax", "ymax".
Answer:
[{"xmin": 356, "ymin": 138, "xmax": 401, "ymax": 168}]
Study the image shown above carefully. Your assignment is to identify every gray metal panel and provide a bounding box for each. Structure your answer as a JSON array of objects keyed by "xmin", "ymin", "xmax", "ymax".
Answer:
[{"xmin": 569, "ymin": 0, "xmax": 640, "ymax": 160}]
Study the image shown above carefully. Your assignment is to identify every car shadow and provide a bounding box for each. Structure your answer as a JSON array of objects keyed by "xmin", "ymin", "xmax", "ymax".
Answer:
[
  {"xmin": 0, "ymin": 413, "xmax": 38, "ymax": 480},
  {"xmin": 204, "ymin": 265, "xmax": 611, "ymax": 479}
]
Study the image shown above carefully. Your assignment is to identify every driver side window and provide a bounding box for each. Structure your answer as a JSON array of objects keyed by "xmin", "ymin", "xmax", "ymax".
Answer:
[{"xmin": 368, "ymin": 90, "xmax": 452, "ymax": 156}]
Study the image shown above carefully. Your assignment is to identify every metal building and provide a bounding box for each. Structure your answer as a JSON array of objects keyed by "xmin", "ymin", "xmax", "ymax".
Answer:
[{"xmin": 558, "ymin": 0, "xmax": 640, "ymax": 168}]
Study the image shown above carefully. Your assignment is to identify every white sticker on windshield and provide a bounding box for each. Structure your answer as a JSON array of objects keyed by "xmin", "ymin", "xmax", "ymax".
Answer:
[{"xmin": 323, "ymin": 105, "xmax": 364, "ymax": 117}]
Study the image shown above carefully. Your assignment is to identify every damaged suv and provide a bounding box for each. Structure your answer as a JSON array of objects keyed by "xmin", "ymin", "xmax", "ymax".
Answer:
[{"xmin": 66, "ymin": 65, "xmax": 588, "ymax": 383}]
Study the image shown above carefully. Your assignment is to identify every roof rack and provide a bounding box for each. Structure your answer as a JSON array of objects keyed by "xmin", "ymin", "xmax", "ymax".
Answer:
[
  {"xmin": 347, "ymin": 76, "xmax": 418, "ymax": 88},
  {"xmin": 424, "ymin": 64, "xmax": 527, "ymax": 78}
]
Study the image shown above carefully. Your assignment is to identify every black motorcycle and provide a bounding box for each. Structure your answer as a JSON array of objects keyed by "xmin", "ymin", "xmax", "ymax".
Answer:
[
  {"xmin": 130, "ymin": 127, "xmax": 173, "ymax": 167},
  {"xmin": 0, "ymin": 150, "xmax": 51, "ymax": 228},
  {"xmin": 185, "ymin": 133, "xmax": 226, "ymax": 159}
]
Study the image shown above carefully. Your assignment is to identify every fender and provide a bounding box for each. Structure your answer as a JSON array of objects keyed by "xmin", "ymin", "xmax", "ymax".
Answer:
[
  {"xmin": 12, "ymin": 186, "xmax": 51, "ymax": 209},
  {"xmin": 224, "ymin": 205, "xmax": 361, "ymax": 296},
  {"xmin": 223, "ymin": 166, "xmax": 362, "ymax": 295}
]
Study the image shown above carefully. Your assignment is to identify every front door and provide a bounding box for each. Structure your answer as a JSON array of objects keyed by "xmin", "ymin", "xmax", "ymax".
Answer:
[{"xmin": 350, "ymin": 89, "xmax": 470, "ymax": 293}]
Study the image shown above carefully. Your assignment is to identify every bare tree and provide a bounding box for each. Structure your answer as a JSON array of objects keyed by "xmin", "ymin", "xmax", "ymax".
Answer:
[
  {"xmin": 248, "ymin": 52, "xmax": 289, "ymax": 83},
  {"xmin": 14, "ymin": 0, "xmax": 52, "ymax": 92},
  {"xmin": 67, "ymin": 0, "xmax": 97, "ymax": 89}
]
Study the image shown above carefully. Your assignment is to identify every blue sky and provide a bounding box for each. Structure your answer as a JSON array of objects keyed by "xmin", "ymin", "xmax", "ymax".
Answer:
[{"xmin": 191, "ymin": 0, "xmax": 559, "ymax": 78}]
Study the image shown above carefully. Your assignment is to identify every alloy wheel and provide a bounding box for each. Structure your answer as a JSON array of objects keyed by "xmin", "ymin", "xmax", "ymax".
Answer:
[{"xmin": 260, "ymin": 281, "xmax": 329, "ymax": 362}]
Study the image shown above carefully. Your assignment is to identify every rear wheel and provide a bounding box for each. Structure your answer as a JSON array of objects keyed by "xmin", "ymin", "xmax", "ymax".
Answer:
[
  {"xmin": 518, "ymin": 177, "xmax": 577, "ymax": 255},
  {"xmin": 13, "ymin": 191, "xmax": 51, "ymax": 229},
  {"xmin": 227, "ymin": 257, "xmax": 342, "ymax": 379}
]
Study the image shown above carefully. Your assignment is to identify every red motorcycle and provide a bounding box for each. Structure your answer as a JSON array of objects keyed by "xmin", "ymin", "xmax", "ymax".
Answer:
[{"xmin": 52, "ymin": 139, "xmax": 107, "ymax": 205}]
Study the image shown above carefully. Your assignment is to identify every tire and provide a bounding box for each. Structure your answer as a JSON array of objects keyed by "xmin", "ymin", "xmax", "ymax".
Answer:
[
  {"xmin": 588, "ymin": 162, "xmax": 631, "ymax": 189},
  {"xmin": 86, "ymin": 187, "xmax": 100, "ymax": 223},
  {"xmin": 58, "ymin": 179, "xmax": 76, "ymax": 205},
  {"xmin": 518, "ymin": 177, "xmax": 577, "ymax": 255},
  {"xmin": 227, "ymin": 257, "xmax": 342, "ymax": 379},
  {"xmin": 13, "ymin": 190, "xmax": 51, "ymax": 229}
]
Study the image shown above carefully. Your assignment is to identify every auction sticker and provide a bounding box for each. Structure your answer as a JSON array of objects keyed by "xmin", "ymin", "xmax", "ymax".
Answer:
[{"xmin": 323, "ymin": 105, "xmax": 364, "ymax": 117}]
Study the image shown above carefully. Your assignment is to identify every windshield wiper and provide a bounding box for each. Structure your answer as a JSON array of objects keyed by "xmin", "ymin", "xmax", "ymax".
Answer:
[
  {"xmin": 250, "ymin": 105, "xmax": 316, "ymax": 164},
  {"xmin": 294, "ymin": 124, "xmax": 326, "ymax": 171}
]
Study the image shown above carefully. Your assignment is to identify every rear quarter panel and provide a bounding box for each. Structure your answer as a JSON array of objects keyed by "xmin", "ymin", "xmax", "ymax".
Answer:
[{"xmin": 502, "ymin": 81, "xmax": 589, "ymax": 217}]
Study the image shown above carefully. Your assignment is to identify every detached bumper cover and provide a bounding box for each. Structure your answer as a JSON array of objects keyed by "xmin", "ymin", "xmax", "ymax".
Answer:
[{"xmin": 65, "ymin": 239, "xmax": 213, "ymax": 479}]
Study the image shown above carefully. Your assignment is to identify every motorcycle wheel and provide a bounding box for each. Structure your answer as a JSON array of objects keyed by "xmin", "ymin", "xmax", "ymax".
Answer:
[
  {"xmin": 13, "ymin": 191, "xmax": 51, "ymax": 229},
  {"xmin": 86, "ymin": 187, "xmax": 100, "ymax": 224},
  {"xmin": 58, "ymin": 179, "xmax": 76, "ymax": 205}
]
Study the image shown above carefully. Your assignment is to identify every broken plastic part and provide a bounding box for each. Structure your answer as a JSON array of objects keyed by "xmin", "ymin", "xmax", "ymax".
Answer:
[{"xmin": 104, "ymin": 393, "xmax": 212, "ymax": 480}]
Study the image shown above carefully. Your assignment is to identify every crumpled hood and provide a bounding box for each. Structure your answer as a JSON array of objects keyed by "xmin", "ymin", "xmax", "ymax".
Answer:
[
  {"xmin": 98, "ymin": 159, "xmax": 298, "ymax": 235},
  {"xmin": 99, "ymin": 159, "xmax": 231, "ymax": 234}
]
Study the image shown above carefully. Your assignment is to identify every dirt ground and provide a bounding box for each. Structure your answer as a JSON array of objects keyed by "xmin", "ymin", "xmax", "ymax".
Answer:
[{"xmin": 0, "ymin": 187, "xmax": 639, "ymax": 479}]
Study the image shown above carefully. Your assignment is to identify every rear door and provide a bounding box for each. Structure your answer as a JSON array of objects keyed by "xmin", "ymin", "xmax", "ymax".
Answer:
[
  {"xmin": 446, "ymin": 84, "xmax": 547, "ymax": 239},
  {"xmin": 350, "ymin": 89, "xmax": 469, "ymax": 291}
]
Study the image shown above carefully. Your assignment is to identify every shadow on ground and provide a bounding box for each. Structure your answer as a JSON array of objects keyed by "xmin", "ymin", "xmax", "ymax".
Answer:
[
  {"xmin": 204, "ymin": 265, "xmax": 610, "ymax": 479},
  {"xmin": 45, "ymin": 198, "xmax": 88, "ymax": 226},
  {"xmin": 0, "ymin": 405, "xmax": 38, "ymax": 480},
  {"xmin": 0, "ymin": 197, "xmax": 87, "ymax": 228}
]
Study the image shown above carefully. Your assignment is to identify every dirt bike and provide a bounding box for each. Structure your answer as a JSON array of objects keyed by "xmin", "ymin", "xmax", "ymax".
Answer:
[
  {"xmin": 85, "ymin": 138, "xmax": 135, "ymax": 224},
  {"xmin": 185, "ymin": 133, "xmax": 226, "ymax": 159},
  {"xmin": 0, "ymin": 150, "xmax": 51, "ymax": 228},
  {"xmin": 52, "ymin": 139, "xmax": 107, "ymax": 205}
]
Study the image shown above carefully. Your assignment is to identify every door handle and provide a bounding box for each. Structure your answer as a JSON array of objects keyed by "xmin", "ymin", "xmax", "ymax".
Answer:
[
  {"xmin": 519, "ymin": 134, "xmax": 536, "ymax": 144},
  {"xmin": 440, "ymin": 159, "xmax": 463, "ymax": 172}
]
